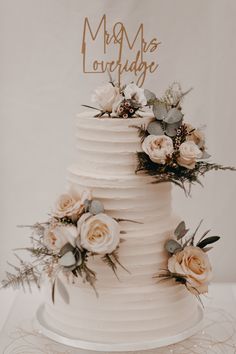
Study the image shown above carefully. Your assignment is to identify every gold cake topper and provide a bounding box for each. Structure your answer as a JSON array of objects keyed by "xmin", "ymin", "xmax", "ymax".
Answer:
[{"xmin": 81, "ymin": 14, "xmax": 160, "ymax": 86}]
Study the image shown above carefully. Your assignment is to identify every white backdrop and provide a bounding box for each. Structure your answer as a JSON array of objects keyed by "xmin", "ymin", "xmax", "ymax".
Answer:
[{"xmin": 0, "ymin": 0, "xmax": 236, "ymax": 282}]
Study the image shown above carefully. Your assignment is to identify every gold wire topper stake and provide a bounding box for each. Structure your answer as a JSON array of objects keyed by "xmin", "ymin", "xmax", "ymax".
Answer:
[{"xmin": 81, "ymin": 14, "xmax": 160, "ymax": 87}]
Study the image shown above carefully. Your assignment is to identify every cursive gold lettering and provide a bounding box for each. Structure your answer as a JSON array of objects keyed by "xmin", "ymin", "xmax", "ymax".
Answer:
[{"xmin": 81, "ymin": 14, "xmax": 160, "ymax": 86}]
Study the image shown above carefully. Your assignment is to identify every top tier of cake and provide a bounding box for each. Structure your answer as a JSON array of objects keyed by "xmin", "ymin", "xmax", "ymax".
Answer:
[{"xmin": 74, "ymin": 111, "xmax": 153, "ymax": 178}]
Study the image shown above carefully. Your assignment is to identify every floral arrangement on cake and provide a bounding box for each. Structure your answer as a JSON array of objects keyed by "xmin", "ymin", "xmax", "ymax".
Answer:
[
  {"xmin": 1, "ymin": 188, "xmax": 129, "ymax": 303},
  {"xmin": 83, "ymin": 76, "xmax": 147, "ymax": 118},
  {"xmin": 84, "ymin": 79, "xmax": 235, "ymax": 194},
  {"xmin": 135, "ymin": 83, "xmax": 236, "ymax": 193},
  {"xmin": 155, "ymin": 220, "xmax": 220, "ymax": 305}
]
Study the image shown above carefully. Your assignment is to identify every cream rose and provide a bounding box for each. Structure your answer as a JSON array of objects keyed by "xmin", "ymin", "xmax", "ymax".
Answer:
[
  {"xmin": 92, "ymin": 83, "xmax": 121, "ymax": 112},
  {"xmin": 77, "ymin": 213, "xmax": 120, "ymax": 254},
  {"xmin": 185, "ymin": 123, "xmax": 205, "ymax": 149},
  {"xmin": 44, "ymin": 224, "xmax": 78, "ymax": 252},
  {"xmin": 168, "ymin": 246, "xmax": 212, "ymax": 294},
  {"xmin": 142, "ymin": 135, "xmax": 174, "ymax": 164},
  {"xmin": 177, "ymin": 141, "xmax": 202, "ymax": 169},
  {"xmin": 52, "ymin": 189, "xmax": 91, "ymax": 219},
  {"xmin": 124, "ymin": 83, "xmax": 147, "ymax": 106}
]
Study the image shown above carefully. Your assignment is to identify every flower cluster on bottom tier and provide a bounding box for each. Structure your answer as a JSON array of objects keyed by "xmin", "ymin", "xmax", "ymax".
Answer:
[{"xmin": 42, "ymin": 170, "xmax": 201, "ymax": 344}]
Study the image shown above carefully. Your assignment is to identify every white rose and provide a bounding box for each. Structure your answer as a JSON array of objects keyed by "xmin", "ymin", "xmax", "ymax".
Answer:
[
  {"xmin": 91, "ymin": 83, "xmax": 121, "ymax": 112},
  {"xmin": 44, "ymin": 224, "xmax": 78, "ymax": 251},
  {"xmin": 77, "ymin": 213, "xmax": 120, "ymax": 254},
  {"xmin": 52, "ymin": 189, "xmax": 91, "ymax": 219},
  {"xmin": 177, "ymin": 141, "xmax": 202, "ymax": 169},
  {"xmin": 142, "ymin": 135, "xmax": 174, "ymax": 164},
  {"xmin": 124, "ymin": 83, "xmax": 147, "ymax": 106},
  {"xmin": 185, "ymin": 123, "xmax": 205, "ymax": 149},
  {"xmin": 168, "ymin": 246, "xmax": 212, "ymax": 294}
]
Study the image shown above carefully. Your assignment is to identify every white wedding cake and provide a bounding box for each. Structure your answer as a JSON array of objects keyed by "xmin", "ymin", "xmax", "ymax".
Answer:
[
  {"xmin": 41, "ymin": 112, "xmax": 202, "ymax": 350},
  {"xmin": 1, "ymin": 68, "xmax": 227, "ymax": 351}
]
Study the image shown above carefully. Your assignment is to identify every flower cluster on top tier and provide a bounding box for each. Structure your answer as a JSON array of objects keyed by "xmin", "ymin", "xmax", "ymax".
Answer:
[
  {"xmin": 85, "ymin": 79, "xmax": 235, "ymax": 193},
  {"xmin": 135, "ymin": 83, "xmax": 235, "ymax": 194},
  {"xmin": 142, "ymin": 83, "xmax": 206, "ymax": 168},
  {"xmin": 85, "ymin": 82, "xmax": 147, "ymax": 118},
  {"xmin": 155, "ymin": 220, "xmax": 220, "ymax": 304},
  {"xmin": 1, "ymin": 189, "xmax": 128, "ymax": 303}
]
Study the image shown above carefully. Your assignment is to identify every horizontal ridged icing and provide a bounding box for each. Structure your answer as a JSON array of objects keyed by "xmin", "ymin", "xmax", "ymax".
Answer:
[
  {"xmin": 74, "ymin": 112, "xmax": 154, "ymax": 176},
  {"xmin": 42, "ymin": 111, "xmax": 201, "ymax": 345}
]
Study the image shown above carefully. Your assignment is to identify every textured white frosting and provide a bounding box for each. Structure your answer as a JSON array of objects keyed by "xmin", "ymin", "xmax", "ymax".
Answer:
[{"xmin": 42, "ymin": 111, "xmax": 201, "ymax": 345}]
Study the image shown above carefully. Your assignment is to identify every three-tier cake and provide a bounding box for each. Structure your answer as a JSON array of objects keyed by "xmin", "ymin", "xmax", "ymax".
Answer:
[
  {"xmin": 3, "ymin": 81, "xmax": 228, "ymax": 351},
  {"xmin": 38, "ymin": 112, "xmax": 203, "ymax": 351}
]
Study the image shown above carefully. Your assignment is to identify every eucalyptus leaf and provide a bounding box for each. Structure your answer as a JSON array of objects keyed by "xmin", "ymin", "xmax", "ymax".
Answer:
[
  {"xmin": 163, "ymin": 108, "xmax": 183, "ymax": 137},
  {"xmin": 74, "ymin": 247, "xmax": 83, "ymax": 266},
  {"xmin": 144, "ymin": 89, "xmax": 156, "ymax": 103},
  {"xmin": 152, "ymin": 102, "xmax": 168, "ymax": 121},
  {"xmin": 165, "ymin": 122, "xmax": 182, "ymax": 137},
  {"xmin": 164, "ymin": 108, "xmax": 183, "ymax": 124},
  {"xmin": 174, "ymin": 221, "xmax": 189, "ymax": 240},
  {"xmin": 59, "ymin": 251, "xmax": 76, "ymax": 267},
  {"xmin": 197, "ymin": 236, "xmax": 220, "ymax": 249},
  {"xmin": 84, "ymin": 198, "xmax": 91, "ymax": 211},
  {"xmin": 201, "ymin": 151, "xmax": 211, "ymax": 159},
  {"xmin": 147, "ymin": 121, "xmax": 165, "ymax": 136},
  {"xmin": 57, "ymin": 277, "xmax": 70, "ymax": 304},
  {"xmin": 59, "ymin": 243, "xmax": 75, "ymax": 257},
  {"xmin": 165, "ymin": 239, "xmax": 182, "ymax": 254},
  {"xmin": 89, "ymin": 200, "xmax": 105, "ymax": 215}
]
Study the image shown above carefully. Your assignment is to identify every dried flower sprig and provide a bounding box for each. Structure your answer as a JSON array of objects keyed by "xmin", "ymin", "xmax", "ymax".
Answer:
[
  {"xmin": 154, "ymin": 220, "xmax": 220, "ymax": 305},
  {"xmin": 145, "ymin": 82, "xmax": 192, "ymax": 109},
  {"xmin": 102, "ymin": 248, "xmax": 130, "ymax": 280},
  {"xmin": 1, "ymin": 255, "xmax": 41, "ymax": 292}
]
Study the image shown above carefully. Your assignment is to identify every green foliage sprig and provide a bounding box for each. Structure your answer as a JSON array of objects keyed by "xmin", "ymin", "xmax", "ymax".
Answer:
[{"xmin": 136, "ymin": 150, "xmax": 236, "ymax": 195}]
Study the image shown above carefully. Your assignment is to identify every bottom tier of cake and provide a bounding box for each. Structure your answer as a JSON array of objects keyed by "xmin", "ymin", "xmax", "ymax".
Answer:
[
  {"xmin": 37, "ymin": 169, "xmax": 203, "ymax": 350},
  {"xmin": 37, "ymin": 279, "xmax": 203, "ymax": 351}
]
